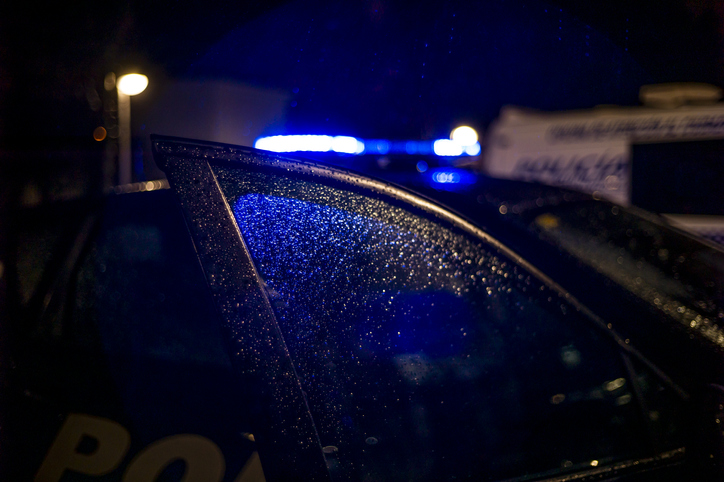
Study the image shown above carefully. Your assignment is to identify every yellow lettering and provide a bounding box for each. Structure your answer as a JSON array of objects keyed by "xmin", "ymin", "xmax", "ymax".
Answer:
[
  {"xmin": 35, "ymin": 413, "xmax": 131, "ymax": 481},
  {"xmin": 122, "ymin": 434, "xmax": 224, "ymax": 481}
]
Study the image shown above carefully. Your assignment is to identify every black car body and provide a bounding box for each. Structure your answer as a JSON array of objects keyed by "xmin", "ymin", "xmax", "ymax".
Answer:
[{"xmin": 6, "ymin": 136, "xmax": 724, "ymax": 481}]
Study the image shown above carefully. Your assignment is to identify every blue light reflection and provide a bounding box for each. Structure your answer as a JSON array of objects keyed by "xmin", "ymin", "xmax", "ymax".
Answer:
[
  {"xmin": 429, "ymin": 168, "xmax": 477, "ymax": 185},
  {"xmin": 232, "ymin": 193, "xmax": 472, "ymax": 359}
]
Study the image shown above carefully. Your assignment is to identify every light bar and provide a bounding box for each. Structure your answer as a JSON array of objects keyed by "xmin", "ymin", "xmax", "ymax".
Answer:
[
  {"xmin": 254, "ymin": 135, "xmax": 365, "ymax": 154},
  {"xmin": 464, "ymin": 143, "xmax": 481, "ymax": 156},
  {"xmin": 255, "ymin": 135, "xmax": 481, "ymax": 157},
  {"xmin": 432, "ymin": 139, "xmax": 463, "ymax": 157}
]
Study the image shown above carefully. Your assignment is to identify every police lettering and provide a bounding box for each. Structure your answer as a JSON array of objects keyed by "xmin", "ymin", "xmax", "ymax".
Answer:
[
  {"xmin": 35, "ymin": 413, "xmax": 265, "ymax": 482},
  {"xmin": 513, "ymin": 152, "xmax": 627, "ymax": 190}
]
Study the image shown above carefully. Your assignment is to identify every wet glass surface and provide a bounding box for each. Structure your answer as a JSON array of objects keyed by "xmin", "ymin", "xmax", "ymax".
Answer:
[
  {"xmin": 215, "ymin": 166, "xmax": 647, "ymax": 481},
  {"xmin": 524, "ymin": 202, "xmax": 724, "ymax": 348}
]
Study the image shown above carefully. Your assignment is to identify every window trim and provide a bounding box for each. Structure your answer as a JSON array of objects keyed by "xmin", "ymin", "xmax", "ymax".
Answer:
[{"xmin": 159, "ymin": 152, "xmax": 332, "ymax": 482}]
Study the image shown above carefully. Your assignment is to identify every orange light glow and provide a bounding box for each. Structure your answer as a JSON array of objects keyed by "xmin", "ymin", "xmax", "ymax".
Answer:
[{"xmin": 93, "ymin": 126, "xmax": 107, "ymax": 141}]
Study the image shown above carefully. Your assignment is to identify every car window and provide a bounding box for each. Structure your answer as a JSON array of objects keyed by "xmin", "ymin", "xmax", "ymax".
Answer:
[
  {"xmin": 213, "ymin": 165, "xmax": 650, "ymax": 481},
  {"xmin": 524, "ymin": 202, "xmax": 724, "ymax": 348}
]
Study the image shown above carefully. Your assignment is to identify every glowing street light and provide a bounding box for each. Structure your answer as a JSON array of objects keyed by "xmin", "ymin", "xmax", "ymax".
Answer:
[
  {"xmin": 117, "ymin": 74, "xmax": 148, "ymax": 96},
  {"xmin": 117, "ymin": 73, "xmax": 148, "ymax": 185}
]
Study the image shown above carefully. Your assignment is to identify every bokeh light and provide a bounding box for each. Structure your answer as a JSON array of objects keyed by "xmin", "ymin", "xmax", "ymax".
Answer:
[
  {"xmin": 117, "ymin": 74, "xmax": 149, "ymax": 96},
  {"xmin": 450, "ymin": 126, "xmax": 478, "ymax": 146},
  {"xmin": 93, "ymin": 126, "xmax": 107, "ymax": 141}
]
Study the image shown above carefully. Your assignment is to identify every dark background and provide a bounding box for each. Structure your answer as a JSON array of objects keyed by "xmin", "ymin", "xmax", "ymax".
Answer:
[
  {"xmin": 3, "ymin": 1, "xmax": 724, "ymax": 140},
  {"xmin": 2, "ymin": 0, "xmax": 724, "ymax": 200}
]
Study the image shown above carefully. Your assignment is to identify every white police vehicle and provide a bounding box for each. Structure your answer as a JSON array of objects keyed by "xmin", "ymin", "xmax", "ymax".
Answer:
[{"xmin": 484, "ymin": 83, "xmax": 724, "ymax": 244}]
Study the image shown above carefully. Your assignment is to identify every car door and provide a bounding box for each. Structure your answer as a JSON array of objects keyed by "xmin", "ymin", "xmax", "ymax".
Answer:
[
  {"xmin": 153, "ymin": 135, "xmax": 691, "ymax": 481},
  {"xmin": 9, "ymin": 189, "xmax": 267, "ymax": 482}
]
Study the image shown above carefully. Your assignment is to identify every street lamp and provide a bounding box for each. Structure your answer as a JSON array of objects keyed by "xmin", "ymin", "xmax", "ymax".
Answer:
[{"xmin": 117, "ymin": 73, "xmax": 148, "ymax": 185}]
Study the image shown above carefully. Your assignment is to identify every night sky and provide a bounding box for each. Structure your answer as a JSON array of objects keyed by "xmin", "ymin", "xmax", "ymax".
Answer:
[{"xmin": 2, "ymin": 0, "xmax": 724, "ymax": 145}]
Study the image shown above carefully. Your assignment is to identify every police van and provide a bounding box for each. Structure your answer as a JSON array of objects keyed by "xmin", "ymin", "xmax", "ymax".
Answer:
[{"xmin": 484, "ymin": 84, "xmax": 724, "ymax": 244}]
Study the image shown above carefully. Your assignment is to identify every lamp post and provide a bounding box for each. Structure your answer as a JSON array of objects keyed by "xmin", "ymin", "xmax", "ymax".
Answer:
[{"xmin": 116, "ymin": 73, "xmax": 148, "ymax": 185}]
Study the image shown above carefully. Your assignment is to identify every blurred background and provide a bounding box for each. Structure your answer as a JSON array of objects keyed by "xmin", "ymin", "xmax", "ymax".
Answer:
[
  {"xmin": 5, "ymin": 3, "xmax": 724, "ymax": 477},
  {"xmin": 2, "ymin": 0, "xmax": 724, "ymax": 202}
]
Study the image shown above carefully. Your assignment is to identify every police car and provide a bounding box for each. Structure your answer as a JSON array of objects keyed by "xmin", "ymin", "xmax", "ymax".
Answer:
[
  {"xmin": 484, "ymin": 84, "xmax": 724, "ymax": 244},
  {"xmin": 8, "ymin": 136, "xmax": 724, "ymax": 481}
]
